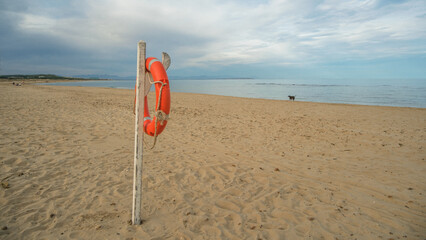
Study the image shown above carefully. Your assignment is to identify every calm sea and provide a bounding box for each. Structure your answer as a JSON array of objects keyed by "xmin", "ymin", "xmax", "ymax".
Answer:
[{"xmin": 41, "ymin": 79, "xmax": 426, "ymax": 108}]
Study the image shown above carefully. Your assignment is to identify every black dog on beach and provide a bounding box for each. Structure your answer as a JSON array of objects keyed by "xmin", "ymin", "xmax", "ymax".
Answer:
[{"xmin": 288, "ymin": 95, "xmax": 296, "ymax": 101}]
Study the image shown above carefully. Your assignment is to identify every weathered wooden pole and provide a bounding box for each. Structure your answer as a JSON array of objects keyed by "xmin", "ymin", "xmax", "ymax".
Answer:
[{"xmin": 132, "ymin": 40, "xmax": 146, "ymax": 225}]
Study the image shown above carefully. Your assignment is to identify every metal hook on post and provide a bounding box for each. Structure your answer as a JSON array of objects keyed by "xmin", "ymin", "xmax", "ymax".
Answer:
[{"xmin": 162, "ymin": 52, "xmax": 171, "ymax": 71}]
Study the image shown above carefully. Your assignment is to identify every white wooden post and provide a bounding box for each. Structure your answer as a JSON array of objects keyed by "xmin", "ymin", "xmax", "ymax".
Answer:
[{"xmin": 132, "ymin": 40, "xmax": 146, "ymax": 225}]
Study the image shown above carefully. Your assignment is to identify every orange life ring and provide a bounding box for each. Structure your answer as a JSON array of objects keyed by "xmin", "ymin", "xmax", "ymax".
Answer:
[{"xmin": 134, "ymin": 57, "xmax": 170, "ymax": 136}]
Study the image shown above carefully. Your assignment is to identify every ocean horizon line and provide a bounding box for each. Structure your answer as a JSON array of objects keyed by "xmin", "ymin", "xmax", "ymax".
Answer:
[{"xmin": 40, "ymin": 78, "xmax": 426, "ymax": 109}]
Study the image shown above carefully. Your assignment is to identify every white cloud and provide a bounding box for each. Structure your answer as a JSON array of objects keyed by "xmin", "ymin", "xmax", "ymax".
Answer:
[{"xmin": 2, "ymin": 0, "xmax": 425, "ymax": 75}]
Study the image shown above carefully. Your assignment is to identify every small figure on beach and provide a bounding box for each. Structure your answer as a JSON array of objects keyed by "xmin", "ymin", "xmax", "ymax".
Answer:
[{"xmin": 288, "ymin": 95, "xmax": 296, "ymax": 101}]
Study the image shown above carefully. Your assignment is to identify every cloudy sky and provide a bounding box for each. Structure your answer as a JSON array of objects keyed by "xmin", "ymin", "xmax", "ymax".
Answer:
[{"xmin": 1, "ymin": 0, "xmax": 425, "ymax": 81}]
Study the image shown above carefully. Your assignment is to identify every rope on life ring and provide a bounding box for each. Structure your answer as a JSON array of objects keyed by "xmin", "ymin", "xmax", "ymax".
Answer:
[{"xmin": 134, "ymin": 57, "xmax": 171, "ymax": 148}]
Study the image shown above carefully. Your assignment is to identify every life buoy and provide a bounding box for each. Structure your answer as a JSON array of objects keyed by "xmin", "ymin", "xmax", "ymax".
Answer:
[{"xmin": 134, "ymin": 57, "xmax": 170, "ymax": 136}]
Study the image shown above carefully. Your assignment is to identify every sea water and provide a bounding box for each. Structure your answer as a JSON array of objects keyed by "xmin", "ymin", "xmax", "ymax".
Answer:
[{"xmin": 40, "ymin": 79, "xmax": 426, "ymax": 108}]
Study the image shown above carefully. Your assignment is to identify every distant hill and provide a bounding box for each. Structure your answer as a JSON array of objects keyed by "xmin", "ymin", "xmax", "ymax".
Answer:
[
  {"xmin": 0, "ymin": 74, "xmax": 100, "ymax": 80},
  {"xmin": 2, "ymin": 74, "xmax": 66, "ymax": 79},
  {"xmin": 0, "ymin": 74, "xmax": 103, "ymax": 80}
]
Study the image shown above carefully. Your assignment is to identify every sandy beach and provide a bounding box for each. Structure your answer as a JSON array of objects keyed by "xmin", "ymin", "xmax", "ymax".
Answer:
[{"xmin": 0, "ymin": 82, "xmax": 425, "ymax": 239}]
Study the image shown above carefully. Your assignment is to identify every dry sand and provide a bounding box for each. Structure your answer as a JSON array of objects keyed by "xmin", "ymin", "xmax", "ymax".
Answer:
[{"xmin": 0, "ymin": 82, "xmax": 425, "ymax": 239}]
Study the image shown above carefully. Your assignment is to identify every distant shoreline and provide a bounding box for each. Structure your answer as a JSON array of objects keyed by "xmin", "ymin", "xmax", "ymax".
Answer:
[
  {"xmin": 0, "ymin": 78, "xmax": 111, "ymax": 84},
  {"xmin": 0, "ymin": 74, "xmax": 111, "ymax": 83},
  {"xmin": 38, "ymin": 78, "xmax": 426, "ymax": 109}
]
